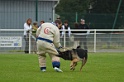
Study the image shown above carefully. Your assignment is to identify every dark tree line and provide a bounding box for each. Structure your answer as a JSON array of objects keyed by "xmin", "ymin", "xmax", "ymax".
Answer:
[
  {"xmin": 55, "ymin": 0, "xmax": 124, "ymax": 29},
  {"xmin": 56, "ymin": 0, "xmax": 124, "ymax": 14}
]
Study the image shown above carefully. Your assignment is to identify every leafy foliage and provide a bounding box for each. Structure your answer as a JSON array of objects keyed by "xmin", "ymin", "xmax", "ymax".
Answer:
[
  {"xmin": 91, "ymin": 0, "xmax": 124, "ymax": 13},
  {"xmin": 56, "ymin": 0, "xmax": 124, "ymax": 14},
  {"xmin": 55, "ymin": 0, "xmax": 124, "ymax": 29},
  {"xmin": 56, "ymin": 0, "xmax": 90, "ymax": 13}
]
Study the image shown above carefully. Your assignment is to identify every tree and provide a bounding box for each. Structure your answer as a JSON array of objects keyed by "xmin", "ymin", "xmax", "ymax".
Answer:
[
  {"xmin": 55, "ymin": 0, "xmax": 124, "ymax": 29},
  {"xmin": 55, "ymin": 0, "xmax": 91, "ymax": 27},
  {"xmin": 56, "ymin": 0, "xmax": 90, "ymax": 13},
  {"xmin": 91, "ymin": 0, "xmax": 124, "ymax": 13},
  {"xmin": 56, "ymin": 0, "xmax": 124, "ymax": 14}
]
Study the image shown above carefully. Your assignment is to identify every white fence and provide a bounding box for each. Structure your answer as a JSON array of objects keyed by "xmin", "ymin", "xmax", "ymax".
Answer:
[{"xmin": 0, "ymin": 29, "xmax": 124, "ymax": 54}]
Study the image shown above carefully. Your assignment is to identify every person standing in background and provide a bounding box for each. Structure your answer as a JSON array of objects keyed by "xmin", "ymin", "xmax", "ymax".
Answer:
[
  {"xmin": 23, "ymin": 18, "xmax": 32, "ymax": 53},
  {"xmin": 32, "ymin": 21, "xmax": 38, "ymax": 34},
  {"xmin": 72, "ymin": 22, "xmax": 80, "ymax": 49},
  {"xmin": 61, "ymin": 20, "xmax": 71, "ymax": 47},
  {"xmin": 36, "ymin": 20, "xmax": 45, "ymax": 38},
  {"xmin": 32, "ymin": 21, "xmax": 38, "ymax": 53},
  {"xmin": 78, "ymin": 19, "xmax": 90, "ymax": 50},
  {"xmin": 39, "ymin": 20, "xmax": 45, "ymax": 28}
]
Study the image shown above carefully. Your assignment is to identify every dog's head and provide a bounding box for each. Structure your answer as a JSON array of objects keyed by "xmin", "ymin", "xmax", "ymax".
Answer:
[{"xmin": 57, "ymin": 49, "xmax": 73, "ymax": 60}]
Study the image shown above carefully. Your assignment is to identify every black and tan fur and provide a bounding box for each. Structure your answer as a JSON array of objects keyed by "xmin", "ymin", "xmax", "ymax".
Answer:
[{"xmin": 57, "ymin": 47, "xmax": 88, "ymax": 71}]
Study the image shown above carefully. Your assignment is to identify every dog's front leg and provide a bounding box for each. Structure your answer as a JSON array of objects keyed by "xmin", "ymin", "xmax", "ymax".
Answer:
[
  {"xmin": 70, "ymin": 61, "xmax": 73, "ymax": 67},
  {"xmin": 70, "ymin": 61, "xmax": 74, "ymax": 70},
  {"xmin": 70, "ymin": 58, "xmax": 78, "ymax": 70}
]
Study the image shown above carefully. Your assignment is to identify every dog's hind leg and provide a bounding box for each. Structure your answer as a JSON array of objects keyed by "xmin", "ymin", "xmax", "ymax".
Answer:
[{"xmin": 80, "ymin": 58, "xmax": 87, "ymax": 71}]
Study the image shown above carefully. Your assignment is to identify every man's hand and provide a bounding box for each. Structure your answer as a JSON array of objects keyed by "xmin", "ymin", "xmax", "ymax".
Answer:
[
  {"xmin": 27, "ymin": 30, "xmax": 30, "ymax": 33},
  {"xmin": 58, "ymin": 46, "xmax": 63, "ymax": 50}
]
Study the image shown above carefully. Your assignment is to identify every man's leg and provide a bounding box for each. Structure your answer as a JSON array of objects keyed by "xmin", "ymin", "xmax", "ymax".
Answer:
[
  {"xmin": 51, "ymin": 55, "xmax": 60, "ymax": 67},
  {"xmin": 73, "ymin": 41, "xmax": 79, "ymax": 49},
  {"xmin": 73, "ymin": 35, "xmax": 80, "ymax": 49},
  {"xmin": 50, "ymin": 55, "xmax": 63, "ymax": 72},
  {"xmin": 37, "ymin": 40, "xmax": 46, "ymax": 72},
  {"xmin": 47, "ymin": 45, "xmax": 63, "ymax": 72},
  {"xmin": 42, "ymin": 42, "xmax": 63, "ymax": 72},
  {"xmin": 78, "ymin": 35, "xmax": 82, "ymax": 48},
  {"xmin": 24, "ymin": 35, "xmax": 29, "ymax": 53},
  {"xmin": 38, "ymin": 54, "xmax": 46, "ymax": 72},
  {"xmin": 83, "ymin": 36, "xmax": 88, "ymax": 50}
]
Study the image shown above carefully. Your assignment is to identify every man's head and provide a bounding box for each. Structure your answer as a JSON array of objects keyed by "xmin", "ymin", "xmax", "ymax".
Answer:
[
  {"xmin": 80, "ymin": 19, "xmax": 85, "ymax": 24},
  {"xmin": 64, "ymin": 20, "xmax": 68, "ymax": 26},
  {"xmin": 74, "ymin": 22, "xmax": 79, "ymax": 28},
  {"xmin": 55, "ymin": 19, "xmax": 62, "ymax": 29},
  {"xmin": 40, "ymin": 20, "xmax": 45, "ymax": 25},
  {"xmin": 33, "ymin": 21, "xmax": 37, "ymax": 25}
]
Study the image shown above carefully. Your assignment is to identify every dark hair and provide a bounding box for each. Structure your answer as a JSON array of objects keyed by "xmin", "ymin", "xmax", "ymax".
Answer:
[
  {"xmin": 33, "ymin": 22, "xmax": 37, "ymax": 25},
  {"xmin": 55, "ymin": 19, "xmax": 62, "ymax": 24},
  {"xmin": 57, "ymin": 17, "xmax": 61, "ymax": 20},
  {"xmin": 26, "ymin": 18, "xmax": 32, "ymax": 23},
  {"xmin": 64, "ymin": 20, "xmax": 68, "ymax": 24},
  {"xmin": 81, "ymin": 19, "xmax": 85, "ymax": 21},
  {"xmin": 40, "ymin": 20, "xmax": 45, "ymax": 23},
  {"xmin": 74, "ymin": 22, "xmax": 79, "ymax": 28},
  {"xmin": 26, "ymin": 18, "xmax": 32, "ymax": 25}
]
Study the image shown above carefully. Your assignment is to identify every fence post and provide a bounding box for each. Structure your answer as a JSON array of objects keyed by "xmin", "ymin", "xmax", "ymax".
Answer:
[
  {"xmin": 63, "ymin": 29, "xmax": 66, "ymax": 48},
  {"xmin": 29, "ymin": 31, "xmax": 31, "ymax": 54},
  {"xmin": 35, "ymin": 0, "xmax": 38, "ymax": 21},
  {"xmin": 94, "ymin": 29, "xmax": 96, "ymax": 52},
  {"xmin": 75, "ymin": 12, "xmax": 78, "ymax": 22}
]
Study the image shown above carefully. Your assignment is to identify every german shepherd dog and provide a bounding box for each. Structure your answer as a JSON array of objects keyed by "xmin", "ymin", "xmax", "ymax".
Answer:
[{"xmin": 56, "ymin": 47, "xmax": 88, "ymax": 71}]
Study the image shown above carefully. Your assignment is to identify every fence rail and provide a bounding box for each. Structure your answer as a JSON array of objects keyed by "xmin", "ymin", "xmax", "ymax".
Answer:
[{"xmin": 0, "ymin": 29, "xmax": 124, "ymax": 54}]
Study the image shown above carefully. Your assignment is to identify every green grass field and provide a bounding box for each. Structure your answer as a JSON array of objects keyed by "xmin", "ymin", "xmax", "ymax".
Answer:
[{"xmin": 0, "ymin": 52, "xmax": 124, "ymax": 82}]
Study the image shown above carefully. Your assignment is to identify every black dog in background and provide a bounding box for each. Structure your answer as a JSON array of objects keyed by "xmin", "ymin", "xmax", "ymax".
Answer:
[{"xmin": 56, "ymin": 47, "xmax": 88, "ymax": 71}]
